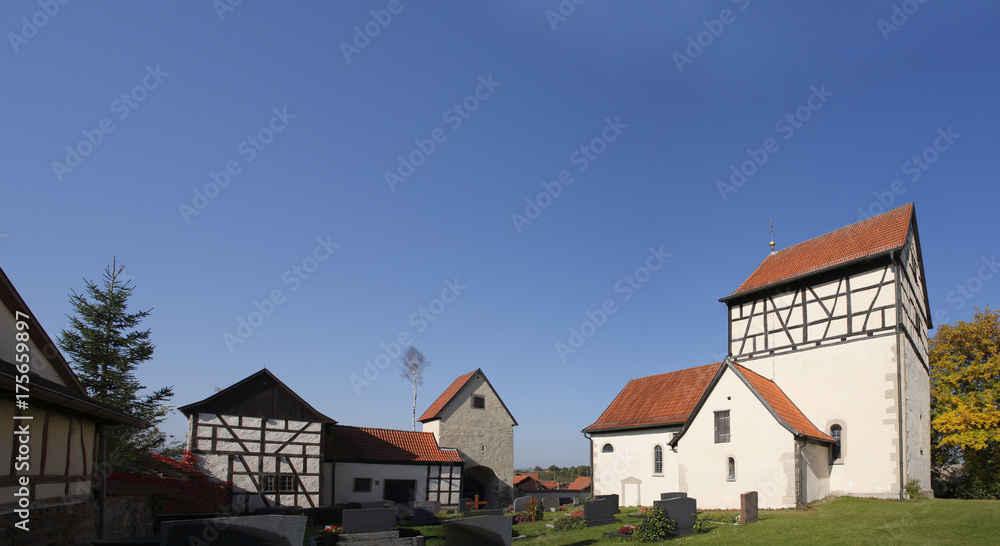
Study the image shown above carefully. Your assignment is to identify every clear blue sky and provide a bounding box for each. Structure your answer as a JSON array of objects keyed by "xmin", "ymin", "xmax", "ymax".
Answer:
[{"xmin": 3, "ymin": 1, "xmax": 998, "ymax": 468}]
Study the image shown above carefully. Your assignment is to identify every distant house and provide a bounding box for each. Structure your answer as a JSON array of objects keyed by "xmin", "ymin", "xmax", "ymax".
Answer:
[
  {"xmin": 567, "ymin": 476, "xmax": 591, "ymax": 492},
  {"xmin": 0, "ymin": 265, "xmax": 147, "ymax": 543},
  {"xmin": 181, "ymin": 367, "xmax": 511, "ymax": 510},
  {"xmin": 513, "ymin": 474, "xmax": 549, "ymax": 493},
  {"xmin": 419, "ymin": 369, "xmax": 518, "ymax": 507}
]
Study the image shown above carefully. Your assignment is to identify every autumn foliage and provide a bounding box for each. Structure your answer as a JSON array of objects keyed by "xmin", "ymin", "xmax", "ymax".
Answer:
[
  {"xmin": 109, "ymin": 451, "xmax": 230, "ymax": 513},
  {"xmin": 930, "ymin": 307, "xmax": 1000, "ymax": 498}
]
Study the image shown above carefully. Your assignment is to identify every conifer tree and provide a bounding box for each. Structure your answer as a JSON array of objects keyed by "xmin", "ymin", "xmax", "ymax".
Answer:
[{"xmin": 58, "ymin": 259, "xmax": 173, "ymax": 463}]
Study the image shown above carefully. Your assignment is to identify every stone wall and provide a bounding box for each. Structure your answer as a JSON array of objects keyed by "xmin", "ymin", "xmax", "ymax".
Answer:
[{"xmin": 0, "ymin": 495, "xmax": 156, "ymax": 545}]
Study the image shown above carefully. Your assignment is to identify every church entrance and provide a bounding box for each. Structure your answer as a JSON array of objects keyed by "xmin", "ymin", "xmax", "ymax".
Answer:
[{"xmin": 462, "ymin": 465, "xmax": 497, "ymax": 506}]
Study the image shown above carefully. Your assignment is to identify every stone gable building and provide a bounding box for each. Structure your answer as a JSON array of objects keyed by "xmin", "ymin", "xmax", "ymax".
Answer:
[{"xmin": 585, "ymin": 203, "xmax": 932, "ymax": 508}]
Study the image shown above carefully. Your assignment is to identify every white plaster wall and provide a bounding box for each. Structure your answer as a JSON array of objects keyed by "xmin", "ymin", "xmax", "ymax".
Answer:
[
  {"xmin": 738, "ymin": 335, "xmax": 901, "ymax": 499},
  {"xmin": 676, "ymin": 369, "xmax": 797, "ymax": 509},
  {"xmin": 334, "ymin": 462, "xmax": 428, "ymax": 504},
  {"xmin": 0, "ymin": 304, "xmax": 65, "ymax": 385},
  {"xmin": 591, "ymin": 427, "xmax": 680, "ymax": 507},
  {"xmin": 801, "ymin": 442, "xmax": 831, "ymax": 503}
]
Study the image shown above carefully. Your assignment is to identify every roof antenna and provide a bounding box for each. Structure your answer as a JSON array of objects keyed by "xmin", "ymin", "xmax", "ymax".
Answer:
[{"xmin": 769, "ymin": 219, "xmax": 776, "ymax": 254}]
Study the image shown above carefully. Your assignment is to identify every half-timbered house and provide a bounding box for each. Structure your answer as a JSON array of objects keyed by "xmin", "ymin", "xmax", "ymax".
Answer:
[
  {"xmin": 0, "ymin": 265, "xmax": 147, "ymax": 544},
  {"xmin": 585, "ymin": 203, "xmax": 932, "ymax": 509}
]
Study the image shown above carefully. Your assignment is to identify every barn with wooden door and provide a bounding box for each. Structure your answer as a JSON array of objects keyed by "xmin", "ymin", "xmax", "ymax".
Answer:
[{"xmin": 178, "ymin": 369, "xmax": 331, "ymax": 512}]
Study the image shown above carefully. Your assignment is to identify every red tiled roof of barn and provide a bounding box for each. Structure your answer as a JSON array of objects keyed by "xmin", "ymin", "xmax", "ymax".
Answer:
[{"xmin": 330, "ymin": 425, "xmax": 462, "ymax": 463}]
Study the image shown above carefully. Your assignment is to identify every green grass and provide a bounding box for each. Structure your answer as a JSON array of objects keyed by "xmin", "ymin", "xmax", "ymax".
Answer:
[{"xmin": 304, "ymin": 497, "xmax": 1000, "ymax": 545}]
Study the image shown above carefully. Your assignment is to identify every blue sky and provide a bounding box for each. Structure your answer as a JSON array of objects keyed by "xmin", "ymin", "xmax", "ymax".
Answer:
[{"xmin": 2, "ymin": 1, "xmax": 998, "ymax": 468}]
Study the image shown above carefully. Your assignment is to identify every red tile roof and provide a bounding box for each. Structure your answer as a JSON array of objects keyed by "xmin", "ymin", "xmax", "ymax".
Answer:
[
  {"xmin": 418, "ymin": 370, "xmax": 478, "ymax": 422},
  {"xmin": 568, "ymin": 476, "xmax": 591, "ymax": 491},
  {"xmin": 732, "ymin": 364, "xmax": 834, "ymax": 443},
  {"xmin": 726, "ymin": 203, "xmax": 914, "ymax": 299},
  {"xmin": 329, "ymin": 425, "xmax": 462, "ymax": 464},
  {"xmin": 583, "ymin": 363, "xmax": 721, "ymax": 432}
]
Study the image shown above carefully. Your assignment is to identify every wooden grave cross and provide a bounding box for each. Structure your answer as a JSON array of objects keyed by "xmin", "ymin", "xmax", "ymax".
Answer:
[
  {"xmin": 466, "ymin": 494, "xmax": 487, "ymax": 511},
  {"xmin": 525, "ymin": 495, "xmax": 542, "ymax": 522}
]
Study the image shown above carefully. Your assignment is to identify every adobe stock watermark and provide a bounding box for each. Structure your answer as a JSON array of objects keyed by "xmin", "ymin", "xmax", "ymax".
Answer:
[
  {"xmin": 222, "ymin": 236, "xmax": 339, "ymax": 352},
  {"xmin": 384, "ymin": 74, "xmax": 501, "ymax": 192},
  {"xmin": 544, "ymin": 0, "xmax": 587, "ymax": 31},
  {"xmin": 672, "ymin": 0, "xmax": 751, "ymax": 73},
  {"xmin": 555, "ymin": 245, "xmax": 671, "ymax": 363},
  {"xmin": 852, "ymin": 126, "xmax": 959, "ymax": 222},
  {"xmin": 877, "ymin": 0, "xmax": 929, "ymax": 42},
  {"xmin": 179, "ymin": 107, "xmax": 296, "ymax": 223},
  {"xmin": 510, "ymin": 116, "xmax": 627, "ymax": 234},
  {"xmin": 51, "ymin": 65, "xmax": 169, "ymax": 182},
  {"xmin": 340, "ymin": 0, "xmax": 414, "ymax": 63},
  {"xmin": 716, "ymin": 84, "xmax": 833, "ymax": 202},
  {"xmin": 350, "ymin": 278, "xmax": 467, "ymax": 394},
  {"xmin": 934, "ymin": 254, "xmax": 999, "ymax": 325},
  {"xmin": 8, "ymin": 0, "xmax": 71, "ymax": 53},
  {"xmin": 213, "ymin": 0, "xmax": 246, "ymax": 22}
]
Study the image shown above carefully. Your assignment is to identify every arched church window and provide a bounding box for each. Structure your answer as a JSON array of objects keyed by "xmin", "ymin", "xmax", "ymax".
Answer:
[
  {"xmin": 602, "ymin": 443, "xmax": 614, "ymax": 453},
  {"xmin": 831, "ymin": 425, "xmax": 842, "ymax": 461},
  {"xmin": 653, "ymin": 445, "xmax": 663, "ymax": 474},
  {"xmin": 727, "ymin": 457, "xmax": 736, "ymax": 481}
]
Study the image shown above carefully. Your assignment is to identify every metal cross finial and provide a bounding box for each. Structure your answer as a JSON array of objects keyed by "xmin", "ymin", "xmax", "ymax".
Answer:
[{"xmin": 769, "ymin": 219, "xmax": 775, "ymax": 252}]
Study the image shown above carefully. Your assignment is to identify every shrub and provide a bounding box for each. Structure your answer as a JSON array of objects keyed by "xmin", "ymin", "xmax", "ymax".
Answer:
[
  {"xmin": 551, "ymin": 514, "xmax": 586, "ymax": 531},
  {"xmin": 905, "ymin": 479, "xmax": 924, "ymax": 500},
  {"xmin": 633, "ymin": 507, "xmax": 677, "ymax": 542},
  {"xmin": 700, "ymin": 512, "xmax": 741, "ymax": 524},
  {"xmin": 692, "ymin": 518, "xmax": 711, "ymax": 533}
]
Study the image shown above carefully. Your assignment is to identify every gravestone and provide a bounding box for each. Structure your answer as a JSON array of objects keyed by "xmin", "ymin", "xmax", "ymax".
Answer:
[
  {"xmin": 463, "ymin": 509, "xmax": 503, "ymax": 518},
  {"xmin": 596, "ymin": 494, "xmax": 620, "ymax": 513},
  {"xmin": 572, "ymin": 495, "xmax": 582, "ymax": 505},
  {"xmin": 443, "ymin": 515, "xmax": 512, "ymax": 546},
  {"xmin": 413, "ymin": 500, "xmax": 440, "ymax": 521},
  {"xmin": 303, "ymin": 506, "xmax": 344, "ymax": 526},
  {"xmin": 359, "ymin": 500, "xmax": 395, "ymax": 509},
  {"xmin": 342, "ymin": 507, "xmax": 397, "ymax": 534},
  {"xmin": 583, "ymin": 498, "xmax": 616, "ymax": 527},
  {"xmin": 161, "ymin": 514, "xmax": 306, "ymax": 546},
  {"xmin": 741, "ymin": 491, "xmax": 759, "ymax": 524},
  {"xmin": 457, "ymin": 498, "xmax": 472, "ymax": 512},
  {"xmin": 512, "ymin": 495, "xmax": 532, "ymax": 513},
  {"xmin": 542, "ymin": 497, "xmax": 560, "ymax": 512},
  {"xmin": 654, "ymin": 496, "xmax": 698, "ymax": 536},
  {"xmin": 660, "ymin": 492, "xmax": 687, "ymax": 501}
]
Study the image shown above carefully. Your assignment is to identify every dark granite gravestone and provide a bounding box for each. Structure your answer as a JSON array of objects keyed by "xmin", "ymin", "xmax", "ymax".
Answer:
[
  {"xmin": 512, "ymin": 495, "xmax": 532, "ymax": 513},
  {"xmin": 161, "ymin": 514, "xmax": 306, "ymax": 546},
  {"xmin": 741, "ymin": 491, "xmax": 759, "ymax": 524},
  {"xmin": 303, "ymin": 506, "xmax": 345, "ymax": 526},
  {"xmin": 359, "ymin": 499, "xmax": 395, "ymax": 509},
  {"xmin": 413, "ymin": 500, "xmax": 440, "ymax": 521},
  {"xmin": 463, "ymin": 508, "xmax": 503, "ymax": 518},
  {"xmin": 542, "ymin": 497, "xmax": 560, "ymax": 512},
  {"xmin": 443, "ymin": 515, "xmax": 512, "ymax": 546},
  {"xmin": 583, "ymin": 498, "xmax": 616, "ymax": 527},
  {"xmin": 342, "ymin": 507, "xmax": 397, "ymax": 534},
  {"xmin": 654, "ymin": 496, "xmax": 698, "ymax": 536},
  {"xmin": 596, "ymin": 494, "xmax": 620, "ymax": 513},
  {"xmin": 661, "ymin": 491, "xmax": 687, "ymax": 501},
  {"xmin": 457, "ymin": 498, "xmax": 472, "ymax": 512}
]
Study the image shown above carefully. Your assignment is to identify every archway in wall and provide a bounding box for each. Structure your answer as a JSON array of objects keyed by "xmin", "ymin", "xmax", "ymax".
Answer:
[{"xmin": 463, "ymin": 465, "xmax": 499, "ymax": 507}]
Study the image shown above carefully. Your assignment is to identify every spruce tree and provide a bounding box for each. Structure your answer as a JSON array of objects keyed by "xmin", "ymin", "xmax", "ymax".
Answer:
[{"xmin": 58, "ymin": 259, "xmax": 173, "ymax": 463}]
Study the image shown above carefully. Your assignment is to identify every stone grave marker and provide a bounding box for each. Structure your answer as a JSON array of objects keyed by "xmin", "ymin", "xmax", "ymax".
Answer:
[
  {"xmin": 596, "ymin": 493, "xmax": 620, "ymax": 513},
  {"xmin": 512, "ymin": 495, "xmax": 532, "ymax": 513},
  {"xmin": 660, "ymin": 491, "xmax": 687, "ymax": 501},
  {"xmin": 413, "ymin": 500, "xmax": 440, "ymax": 521},
  {"xmin": 583, "ymin": 497, "xmax": 616, "ymax": 527},
  {"xmin": 457, "ymin": 498, "xmax": 472, "ymax": 512},
  {"xmin": 572, "ymin": 495, "xmax": 582, "ymax": 505},
  {"xmin": 463, "ymin": 508, "xmax": 503, "ymax": 518},
  {"xmin": 359, "ymin": 500, "xmax": 395, "ymax": 509},
  {"xmin": 654, "ymin": 496, "xmax": 697, "ymax": 536},
  {"xmin": 161, "ymin": 514, "xmax": 306, "ymax": 546},
  {"xmin": 443, "ymin": 515, "xmax": 512, "ymax": 546},
  {"xmin": 741, "ymin": 491, "xmax": 759, "ymax": 524},
  {"xmin": 542, "ymin": 497, "xmax": 560, "ymax": 512},
  {"xmin": 342, "ymin": 507, "xmax": 397, "ymax": 535}
]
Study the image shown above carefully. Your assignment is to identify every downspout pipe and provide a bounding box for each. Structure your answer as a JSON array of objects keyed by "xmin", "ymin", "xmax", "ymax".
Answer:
[
  {"xmin": 585, "ymin": 432, "xmax": 593, "ymax": 497},
  {"xmin": 97, "ymin": 422, "xmax": 107, "ymax": 539},
  {"xmin": 893, "ymin": 252, "xmax": 906, "ymax": 501}
]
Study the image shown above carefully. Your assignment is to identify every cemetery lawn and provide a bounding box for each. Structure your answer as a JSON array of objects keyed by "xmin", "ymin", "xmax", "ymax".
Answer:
[{"xmin": 302, "ymin": 497, "xmax": 999, "ymax": 544}]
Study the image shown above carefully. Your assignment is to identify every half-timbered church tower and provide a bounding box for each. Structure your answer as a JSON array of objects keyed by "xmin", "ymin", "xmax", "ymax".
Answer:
[{"xmin": 586, "ymin": 203, "xmax": 931, "ymax": 509}]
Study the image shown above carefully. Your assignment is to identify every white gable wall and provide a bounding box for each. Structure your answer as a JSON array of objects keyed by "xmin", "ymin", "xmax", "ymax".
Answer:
[
  {"xmin": 675, "ymin": 368, "xmax": 808, "ymax": 509},
  {"xmin": 590, "ymin": 426, "xmax": 680, "ymax": 507},
  {"xmin": 334, "ymin": 462, "xmax": 428, "ymax": 504},
  {"xmin": 0, "ymin": 304, "xmax": 65, "ymax": 385}
]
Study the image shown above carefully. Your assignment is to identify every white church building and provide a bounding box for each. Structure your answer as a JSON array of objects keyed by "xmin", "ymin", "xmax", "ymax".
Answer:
[{"xmin": 584, "ymin": 203, "xmax": 932, "ymax": 509}]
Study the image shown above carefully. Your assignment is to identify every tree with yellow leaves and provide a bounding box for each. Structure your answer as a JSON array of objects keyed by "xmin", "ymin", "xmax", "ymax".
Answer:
[{"xmin": 930, "ymin": 306, "xmax": 1000, "ymax": 498}]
